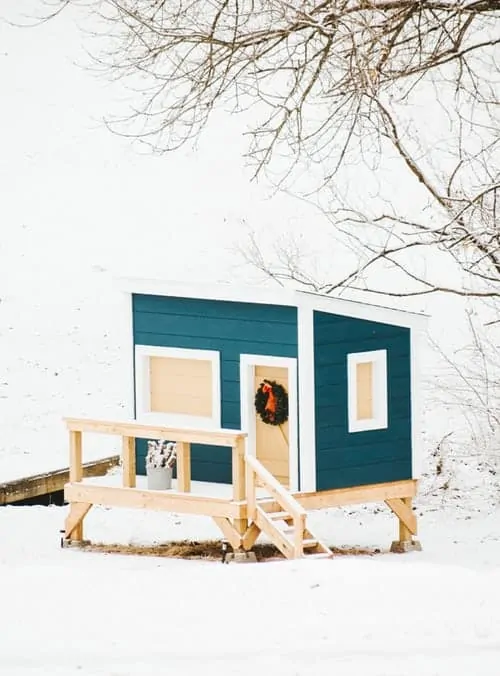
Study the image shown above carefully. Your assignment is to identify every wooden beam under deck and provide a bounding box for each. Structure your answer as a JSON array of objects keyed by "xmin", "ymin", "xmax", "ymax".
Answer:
[
  {"xmin": 258, "ymin": 479, "xmax": 418, "ymax": 514},
  {"xmin": 64, "ymin": 483, "xmax": 246, "ymax": 519}
]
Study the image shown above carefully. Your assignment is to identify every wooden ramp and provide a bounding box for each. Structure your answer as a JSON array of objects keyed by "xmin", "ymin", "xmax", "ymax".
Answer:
[{"xmin": 0, "ymin": 456, "xmax": 119, "ymax": 505}]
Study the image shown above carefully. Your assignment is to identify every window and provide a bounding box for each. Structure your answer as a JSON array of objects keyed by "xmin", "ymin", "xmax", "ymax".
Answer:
[
  {"xmin": 347, "ymin": 350, "xmax": 388, "ymax": 433},
  {"xmin": 135, "ymin": 346, "xmax": 221, "ymax": 428}
]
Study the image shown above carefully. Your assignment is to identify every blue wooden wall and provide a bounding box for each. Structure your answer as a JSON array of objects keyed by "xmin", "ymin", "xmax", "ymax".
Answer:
[
  {"xmin": 314, "ymin": 311, "xmax": 412, "ymax": 490},
  {"xmin": 133, "ymin": 294, "xmax": 298, "ymax": 482}
]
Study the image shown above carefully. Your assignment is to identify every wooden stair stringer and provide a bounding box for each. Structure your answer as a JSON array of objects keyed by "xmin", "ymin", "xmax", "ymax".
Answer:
[
  {"xmin": 254, "ymin": 506, "xmax": 296, "ymax": 559},
  {"xmin": 254, "ymin": 500, "xmax": 332, "ymax": 560}
]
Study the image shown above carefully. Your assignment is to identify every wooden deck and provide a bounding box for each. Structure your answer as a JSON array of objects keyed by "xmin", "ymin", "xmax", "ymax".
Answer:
[{"xmin": 62, "ymin": 417, "xmax": 420, "ymax": 559}]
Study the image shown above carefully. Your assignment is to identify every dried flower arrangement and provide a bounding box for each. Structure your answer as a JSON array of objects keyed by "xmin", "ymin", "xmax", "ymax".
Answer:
[{"xmin": 146, "ymin": 440, "xmax": 177, "ymax": 470}]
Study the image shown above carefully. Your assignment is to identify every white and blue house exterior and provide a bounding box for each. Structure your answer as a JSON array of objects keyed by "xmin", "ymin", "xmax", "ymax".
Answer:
[{"xmin": 124, "ymin": 280, "xmax": 425, "ymax": 494}]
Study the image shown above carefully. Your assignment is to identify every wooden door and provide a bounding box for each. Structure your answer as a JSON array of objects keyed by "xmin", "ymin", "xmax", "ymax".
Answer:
[{"xmin": 254, "ymin": 365, "xmax": 290, "ymax": 487}]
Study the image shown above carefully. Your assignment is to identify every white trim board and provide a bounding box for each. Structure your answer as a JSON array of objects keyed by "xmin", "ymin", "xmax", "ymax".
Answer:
[
  {"xmin": 117, "ymin": 277, "xmax": 428, "ymax": 330},
  {"xmin": 410, "ymin": 328, "xmax": 424, "ymax": 479},
  {"xmin": 134, "ymin": 345, "xmax": 221, "ymax": 429},
  {"xmin": 239, "ymin": 354, "xmax": 299, "ymax": 493},
  {"xmin": 297, "ymin": 305, "xmax": 316, "ymax": 492},
  {"xmin": 347, "ymin": 350, "xmax": 388, "ymax": 433}
]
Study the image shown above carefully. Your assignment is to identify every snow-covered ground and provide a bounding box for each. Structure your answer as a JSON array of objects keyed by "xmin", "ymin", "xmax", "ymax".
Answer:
[
  {"xmin": 0, "ymin": 502, "xmax": 499, "ymax": 676},
  {"xmin": 1, "ymin": 4, "xmax": 499, "ymax": 674}
]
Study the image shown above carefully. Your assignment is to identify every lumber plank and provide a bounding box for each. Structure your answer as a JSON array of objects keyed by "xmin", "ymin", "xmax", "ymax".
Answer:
[
  {"xmin": 212, "ymin": 517, "xmax": 242, "ymax": 550},
  {"xmin": 176, "ymin": 442, "xmax": 191, "ymax": 493},
  {"xmin": 232, "ymin": 437, "xmax": 247, "ymax": 535},
  {"xmin": 122, "ymin": 437, "xmax": 136, "ymax": 488},
  {"xmin": 385, "ymin": 496, "xmax": 417, "ymax": 537},
  {"xmin": 245, "ymin": 455, "xmax": 305, "ymax": 521},
  {"xmin": 65, "ymin": 502, "xmax": 92, "ymax": 540},
  {"xmin": 241, "ymin": 523, "xmax": 261, "ymax": 551},
  {"xmin": 64, "ymin": 417, "xmax": 246, "ymax": 447},
  {"xmin": 69, "ymin": 431, "xmax": 83, "ymax": 483},
  {"xmin": 258, "ymin": 479, "xmax": 418, "ymax": 512},
  {"xmin": 64, "ymin": 483, "xmax": 243, "ymax": 518}
]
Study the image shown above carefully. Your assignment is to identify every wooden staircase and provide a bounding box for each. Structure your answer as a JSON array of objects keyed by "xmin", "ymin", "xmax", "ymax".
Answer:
[{"xmin": 245, "ymin": 455, "xmax": 332, "ymax": 560}]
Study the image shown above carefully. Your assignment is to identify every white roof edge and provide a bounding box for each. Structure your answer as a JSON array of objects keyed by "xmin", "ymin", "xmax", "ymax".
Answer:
[{"xmin": 116, "ymin": 276, "xmax": 429, "ymax": 329}]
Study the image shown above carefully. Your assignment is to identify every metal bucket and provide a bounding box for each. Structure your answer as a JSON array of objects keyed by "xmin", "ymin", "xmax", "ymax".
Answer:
[{"xmin": 146, "ymin": 466, "xmax": 173, "ymax": 490}]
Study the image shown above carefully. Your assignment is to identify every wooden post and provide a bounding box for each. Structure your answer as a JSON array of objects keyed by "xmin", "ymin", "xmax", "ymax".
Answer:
[
  {"xmin": 69, "ymin": 430, "xmax": 83, "ymax": 540},
  {"xmin": 122, "ymin": 436, "xmax": 136, "ymax": 488},
  {"xmin": 389, "ymin": 496, "xmax": 422, "ymax": 553},
  {"xmin": 246, "ymin": 462, "xmax": 256, "ymax": 521},
  {"xmin": 69, "ymin": 431, "xmax": 83, "ymax": 483},
  {"xmin": 232, "ymin": 437, "xmax": 247, "ymax": 536},
  {"xmin": 177, "ymin": 442, "xmax": 191, "ymax": 492}
]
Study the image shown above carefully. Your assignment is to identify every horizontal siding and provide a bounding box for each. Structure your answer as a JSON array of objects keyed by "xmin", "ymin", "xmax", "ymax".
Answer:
[
  {"xmin": 317, "ymin": 459, "xmax": 412, "ymax": 491},
  {"xmin": 133, "ymin": 294, "xmax": 297, "ymax": 483},
  {"xmin": 314, "ymin": 310, "xmax": 412, "ymax": 490}
]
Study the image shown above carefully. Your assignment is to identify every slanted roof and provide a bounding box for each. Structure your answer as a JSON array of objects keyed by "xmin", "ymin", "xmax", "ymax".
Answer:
[{"xmin": 119, "ymin": 277, "xmax": 428, "ymax": 330}]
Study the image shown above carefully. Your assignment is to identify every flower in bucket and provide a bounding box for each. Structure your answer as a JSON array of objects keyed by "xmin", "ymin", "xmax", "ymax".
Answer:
[{"xmin": 146, "ymin": 440, "xmax": 177, "ymax": 470}]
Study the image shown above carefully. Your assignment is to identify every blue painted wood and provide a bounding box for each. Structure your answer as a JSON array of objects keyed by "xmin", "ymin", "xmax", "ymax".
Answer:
[
  {"xmin": 133, "ymin": 294, "xmax": 298, "ymax": 483},
  {"xmin": 314, "ymin": 310, "xmax": 412, "ymax": 491}
]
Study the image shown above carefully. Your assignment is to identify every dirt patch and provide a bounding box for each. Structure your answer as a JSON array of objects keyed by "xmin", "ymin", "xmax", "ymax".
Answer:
[{"xmin": 79, "ymin": 540, "xmax": 381, "ymax": 562}]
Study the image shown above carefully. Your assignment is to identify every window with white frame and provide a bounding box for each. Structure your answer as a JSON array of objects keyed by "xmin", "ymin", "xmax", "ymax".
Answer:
[
  {"xmin": 347, "ymin": 349, "xmax": 388, "ymax": 433},
  {"xmin": 135, "ymin": 345, "xmax": 221, "ymax": 428}
]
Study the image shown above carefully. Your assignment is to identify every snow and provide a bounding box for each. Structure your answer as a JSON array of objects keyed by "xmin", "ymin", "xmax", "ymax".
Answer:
[{"xmin": 0, "ymin": 503, "xmax": 499, "ymax": 675}]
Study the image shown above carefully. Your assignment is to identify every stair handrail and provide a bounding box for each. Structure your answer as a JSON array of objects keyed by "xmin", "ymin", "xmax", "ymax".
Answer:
[{"xmin": 245, "ymin": 454, "xmax": 305, "ymax": 557}]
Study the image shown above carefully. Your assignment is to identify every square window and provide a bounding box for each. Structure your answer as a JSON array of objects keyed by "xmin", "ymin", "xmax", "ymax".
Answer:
[
  {"xmin": 347, "ymin": 350, "xmax": 388, "ymax": 433},
  {"xmin": 135, "ymin": 346, "xmax": 221, "ymax": 428}
]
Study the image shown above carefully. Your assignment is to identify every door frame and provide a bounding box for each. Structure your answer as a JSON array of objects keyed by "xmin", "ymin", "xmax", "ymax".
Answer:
[{"xmin": 239, "ymin": 354, "xmax": 299, "ymax": 492}]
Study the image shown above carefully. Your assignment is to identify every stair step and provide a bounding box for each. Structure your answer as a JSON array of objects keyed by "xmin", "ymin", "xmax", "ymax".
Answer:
[
  {"xmin": 302, "ymin": 539, "xmax": 319, "ymax": 549},
  {"xmin": 269, "ymin": 511, "xmax": 292, "ymax": 521}
]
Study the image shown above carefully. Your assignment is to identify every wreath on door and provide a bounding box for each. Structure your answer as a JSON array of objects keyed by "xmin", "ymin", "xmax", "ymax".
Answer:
[{"xmin": 254, "ymin": 379, "xmax": 289, "ymax": 426}]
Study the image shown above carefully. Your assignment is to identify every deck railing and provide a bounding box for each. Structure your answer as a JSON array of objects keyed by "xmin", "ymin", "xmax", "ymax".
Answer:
[
  {"xmin": 63, "ymin": 417, "xmax": 248, "ymax": 542},
  {"xmin": 245, "ymin": 454, "xmax": 306, "ymax": 558}
]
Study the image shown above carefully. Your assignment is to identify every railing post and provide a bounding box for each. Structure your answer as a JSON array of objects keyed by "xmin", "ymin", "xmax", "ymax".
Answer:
[
  {"xmin": 69, "ymin": 430, "xmax": 83, "ymax": 483},
  {"xmin": 232, "ymin": 436, "xmax": 248, "ymax": 536},
  {"xmin": 122, "ymin": 436, "xmax": 136, "ymax": 488},
  {"xmin": 177, "ymin": 442, "xmax": 191, "ymax": 492},
  {"xmin": 246, "ymin": 461, "xmax": 256, "ymax": 522}
]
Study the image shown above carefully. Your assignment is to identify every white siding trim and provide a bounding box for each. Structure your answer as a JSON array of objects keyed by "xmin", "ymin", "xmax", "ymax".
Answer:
[
  {"xmin": 134, "ymin": 345, "xmax": 221, "ymax": 429},
  {"xmin": 123, "ymin": 291, "xmax": 136, "ymax": 419},
  {"xmin": 239, "ymin": 354, "xmax": 299, "ymax": 492},
  {"xmin": 347, "ymin": 350, "xmax": 388, "ymax": 433},
  {"xmin": 410, "ymin": 329, "xmax": 423, "ymax": 478},
  {"xmin": 297, "ymin": 305, "xmax": 316, "ymax": 493},
  {"xmin": 117, "ymin": 277, "xmax": 428, "ymax": 329}
]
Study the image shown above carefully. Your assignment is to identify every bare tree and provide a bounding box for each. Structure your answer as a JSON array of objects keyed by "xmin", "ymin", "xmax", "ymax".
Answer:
[{"xmin": 37, "ymin": 0, "xmax": 500, "ymax": 297}]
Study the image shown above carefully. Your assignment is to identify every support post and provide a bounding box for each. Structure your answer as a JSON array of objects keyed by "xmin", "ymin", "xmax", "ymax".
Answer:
[
  {"xmin": 399, "ymin": 497, "xmax": 412, "ymax": 542},
  {"xmin": 177, "ymin": 442, "xmax": 191, "ymax": 492},
  {"xmin": 232, "ymin": 437, "xmax": 247, "ymax": 536},
  {"xmin": 69, "ymin": 430, "xmax": 84, "ymax": 540},
  {"xmin": 390, "ymin": 497, "xmax": 422, "ymax": 553},
  {"xmin": 122, "ymin": 436, "xmax": 136, "ymax": 488}
]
